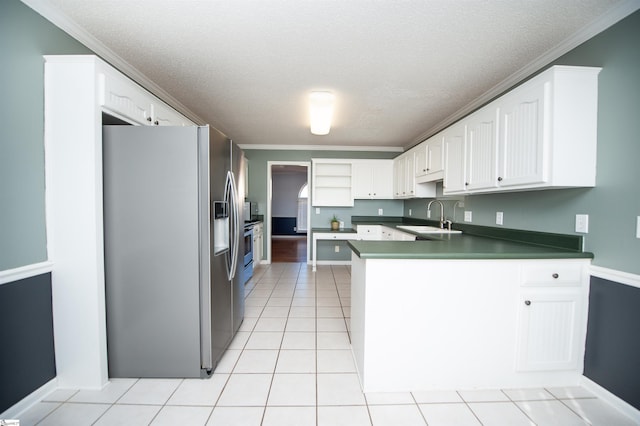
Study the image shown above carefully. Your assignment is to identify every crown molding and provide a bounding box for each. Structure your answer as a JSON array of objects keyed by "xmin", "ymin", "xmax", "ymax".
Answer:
[
  {"xmin": 238, "ymin": 144, "xmax": 403, "ymax": 152},
  {"xmin": 20, "ymin": 0, "xmax": 206, "ymax": 126},
  {"xmin": 409, "ymin": 0, "xmax": 640, "ymax": 147}
]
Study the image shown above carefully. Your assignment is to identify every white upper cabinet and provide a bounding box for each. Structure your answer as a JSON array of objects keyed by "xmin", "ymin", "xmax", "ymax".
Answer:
[
  {"xmin": 465, "ymin": 105, "xmax": 499, "ymax": 191},
  {"xmin": 99, "ymin": 71, "xmax": 152, "ymax": 125},
  {"xmin": 394, "ymin": 149, "xmax": 436, "ymax": 199},
  {"xmin": 444, "ymin": 65, "xmax": 601, "ymax": 195},
  {"xmin": 415, "ymin": 133, "xmax": 445, "ymax": 183},
  {"xmin": 442, "ymin": 122, "xmax": 467, "ymax": 193},
  {"xmin": 99, "ymin": 67, "xmax": 194, "ymax": 127},
  {"xmin": 312, "ymin": 159, "xmax": 353, "ymax": 207},
  {"xmin": 352, "ymin": 160, "xmax": 393, "ymax": 199}
]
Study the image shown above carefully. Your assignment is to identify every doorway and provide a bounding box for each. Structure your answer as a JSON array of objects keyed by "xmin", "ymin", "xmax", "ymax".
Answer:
[{"xmin": 266, "ymin": 161, "xmax": 311, "ymax": 263}]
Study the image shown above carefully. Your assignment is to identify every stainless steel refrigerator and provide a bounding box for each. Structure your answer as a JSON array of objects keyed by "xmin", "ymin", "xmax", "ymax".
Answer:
[{"xmin": 102, "ymin": 125, "xmax": 245, "ymax": 378}]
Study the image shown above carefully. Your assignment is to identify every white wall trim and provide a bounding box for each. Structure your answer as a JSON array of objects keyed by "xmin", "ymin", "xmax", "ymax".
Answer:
[
  {"xmin": 0, "ymin": 261, "xmax": 54, "ymax": 285},
  {"xmin": 590, "ymin": 265, "xmax": 640, "ymax": 289},
  {"xmin": 408, "ymin": 0, "xmax": 640, "ymax": 148},
  {"xmin": 239, "ymin": 144, "xmax": 403, "ymax": 152},
  {"xmin": 20, "ymin": 0, "xmax": 205, "ymax": 127},
  {"xmin": 0, "ymin": 378, "xmax": 58, "ymax": 420},
  {"xmin": 581, "ymin": 376, "xmax": 640, "ymax": 423}
]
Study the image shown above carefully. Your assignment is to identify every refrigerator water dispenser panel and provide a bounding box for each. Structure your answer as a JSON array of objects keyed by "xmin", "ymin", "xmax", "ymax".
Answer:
[{"xmin": 213, "ymin": 201, "xmax": 230, "ymax": 255}]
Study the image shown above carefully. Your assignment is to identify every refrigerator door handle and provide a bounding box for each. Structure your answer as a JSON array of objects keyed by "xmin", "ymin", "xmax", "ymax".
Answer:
[{"xmin": 228, "ymin": 171, "xmax": 240, "ymax": 280}]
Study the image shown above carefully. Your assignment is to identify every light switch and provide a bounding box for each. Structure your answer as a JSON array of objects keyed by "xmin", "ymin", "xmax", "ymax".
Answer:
[
  {"xmin": 334, "ymin": 245, "xmax": 340, "ymax": 253},
  {"xmin": 378, "ymin": 208, "xmax": 383, "ymax": 215},
  {"xmin": 575, "ymin": 214, "xmax": 589, "ymax": 233},
  {"xmin": 316, "ymin": 207, "xmax": 320, "ymax": 214},
  {"xmin": 496, "ymin": 212, "xmax": 504, "ymax": 226},
  {"xmin": 636, "ymin": 216, "xmax": 640, "ymax": 239}
]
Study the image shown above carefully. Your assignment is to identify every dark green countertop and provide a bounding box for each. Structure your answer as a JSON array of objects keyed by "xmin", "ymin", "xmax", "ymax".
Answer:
[
  {"xmin": 345, "ymin": 217, "xmax": 594, "ymax": 260},
  {"xmin": 312, "ymin": 228, "xmax": 357, "ymax": 234}
]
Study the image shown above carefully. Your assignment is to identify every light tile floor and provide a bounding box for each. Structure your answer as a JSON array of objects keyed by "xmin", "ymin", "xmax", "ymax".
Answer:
[{"xmin": 16, "ymin": 263, "xmax": 638, "ymax": 425}]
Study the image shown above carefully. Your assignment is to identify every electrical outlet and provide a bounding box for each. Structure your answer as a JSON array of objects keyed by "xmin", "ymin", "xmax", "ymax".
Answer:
[
  {"xmin": 636, "ymin": 216, "xmax": 640, "ymax": 239},
  {"xmin": 575, "ymin": 214, "xmax": 589, "ymax": 233},
  {"xmin": 464, "ymin": 211, "xmax": 472, "ymax": 222},
  {"xmin": 378, "ymin": 208, "xmax": 383, "ymax": 215},
  {"xmin": 496, "ymin": 212, "xmax": 504, "ymax": 226},
  {"xmin": 334, "ymin": 245, "xmax": 340, "ymax": 253},
  {"xmin": 315, "ymin": 207, "xmax": 320, "ymax": 214}
]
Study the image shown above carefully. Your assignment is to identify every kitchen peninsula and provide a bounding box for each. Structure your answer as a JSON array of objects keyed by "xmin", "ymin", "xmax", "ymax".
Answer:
[{"xmin": 346, "ymin": 221, "xmax": 593, "ymax": 393}]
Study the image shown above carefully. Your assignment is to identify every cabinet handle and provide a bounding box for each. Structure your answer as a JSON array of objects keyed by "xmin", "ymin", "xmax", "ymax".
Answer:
[
  {"xmin": 497, "ymin": 177, "xmax": 503, "ymax": 182},
  {"xmin": 146, "ymin": 116, "xmax": 152, "ymax": 122},
  {"xmin": 465, "ymin": 182, "xmax": 469, "ymax": 186},
  {"xmin": 552, "ymin": 273, "xmax": 559, "ymax": 279},
  {"xmin": 154, "ymin": 120, "xmax": 159, "ymax": 125},
  {"xmin": 524, "ymin": 300, "xmax": 531, "ymax": 306}
]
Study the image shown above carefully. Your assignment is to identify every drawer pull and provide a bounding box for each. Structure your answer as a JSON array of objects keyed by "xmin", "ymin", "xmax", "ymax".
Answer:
[
  {"xmin": 552, "ymin": 273, "xmax": 559, "ymax": 279},
  {"xmin": 524, "ymin": 300, "xmax": 531, "ymax": 306}
]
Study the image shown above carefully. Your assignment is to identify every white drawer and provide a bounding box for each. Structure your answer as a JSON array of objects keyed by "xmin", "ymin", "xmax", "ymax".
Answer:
[{"xmin": 521, "ymin": 262, "xmax": 584, "ymax": 287}]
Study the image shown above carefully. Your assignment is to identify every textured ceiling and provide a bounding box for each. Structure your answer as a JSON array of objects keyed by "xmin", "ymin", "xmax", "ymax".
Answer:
[{"xmin": 43, "ymin": 0, "xmax": 628, "ymax": 149}]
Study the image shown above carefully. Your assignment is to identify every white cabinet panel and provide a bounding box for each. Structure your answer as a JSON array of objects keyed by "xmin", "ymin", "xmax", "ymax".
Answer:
[
  {"xmin": 394, "ymin": 151, "xmax": 436, "ymax": 199},
  {"xmin": 465, "ymin": 106, "xmax": 499, "ymax": 191},
  {"xmin": 516, "ymin": 290, "xmax": 582, "ymax": 371},
  {"xmin": 353, "ymin": 160, "xmax": 393, "ymax": 199},
  {"xmin": 99, "ymin": 72, "xmax": 152, "ymax": 125},
  {"xmin": 443, "ymin": 122, "xmax": 467, "ymax": 193},
  {"xmin": 497, "ymin": 81, "xmax": 547, "ymax": 187}
]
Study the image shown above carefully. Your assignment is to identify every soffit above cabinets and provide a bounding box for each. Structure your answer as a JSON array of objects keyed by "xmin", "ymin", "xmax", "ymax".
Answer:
[{"xmin": 31, "ymin": 0, "xmax": 638, "ymax": 150}]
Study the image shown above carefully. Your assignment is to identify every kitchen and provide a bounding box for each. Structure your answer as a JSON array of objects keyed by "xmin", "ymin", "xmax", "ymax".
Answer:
[{"xmin": 1, "ymin": 0, "xmax": 640, "ymax": 424}]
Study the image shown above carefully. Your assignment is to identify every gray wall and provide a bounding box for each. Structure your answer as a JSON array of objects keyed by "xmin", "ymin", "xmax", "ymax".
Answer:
[
  {"xmin": 0, "ymin": 0, "xmax": 92, "ymax": 271},
  {"xmin": 271, "ymin": 171, "xmax": 307, "ymax": 217},
  {"xmin": 405, "ymin": 10, "xmax": 640, "ymax": 275}
]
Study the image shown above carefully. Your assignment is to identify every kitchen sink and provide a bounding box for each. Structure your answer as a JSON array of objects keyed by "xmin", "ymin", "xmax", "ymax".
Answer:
[{"xmin": 397, "ymin": 225, "xmax": 462, "ymax": 234}]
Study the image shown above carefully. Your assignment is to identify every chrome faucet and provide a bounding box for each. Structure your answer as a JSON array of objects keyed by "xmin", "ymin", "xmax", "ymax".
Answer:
[{"xmin": 427, "ymin": 199, "xmax": 446, "ymax": 229}]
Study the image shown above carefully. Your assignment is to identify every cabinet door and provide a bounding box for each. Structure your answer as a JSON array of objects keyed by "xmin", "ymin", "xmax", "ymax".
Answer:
[
  {"xmin": 352, "ymin": 162, "xmax": 373, "ymax": 199},
  {"xmin": 99, "ymin": 72, "xmax": 152, "ymax": 125},
  {"xmin": 393, "ymin": 156, "xmax": 406, "ymax": 198},
  {"xmin": 466, "ymin": 107, "xmax": 499, "ymax": 191},
  {"xmin": 370, "ymin": 161, "xmax": 393, "ymax": 198},
  {"xmin": 404, "ymin": 154, "xmax": 416, "ymax": 197},
  {"xmin": 443, "ymin": 123, "xmax": 467, "ymax": 193},
  {"xmin": 516, "ymin": 290, "xmax": 582, "ymax": 371},
  {"xmin": 414, "ymin": 143, "xmax": 428, "ymax": 178},
  {"xmin": 426, "ymin": 136, "xmax": 444, "ymax": 176},
  {"xmin": 497, "ymin": 81, "xmax": 548, "ymax": 187},
  {"xmin": 152, "ymin": 101, "xmax": 191, "ymax": 126}
]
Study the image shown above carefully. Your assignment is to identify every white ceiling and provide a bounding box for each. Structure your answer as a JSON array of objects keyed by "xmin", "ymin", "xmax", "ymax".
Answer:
[{"xmin": 38, "ymin": 0, "xmax": 635, "ymax": 149}]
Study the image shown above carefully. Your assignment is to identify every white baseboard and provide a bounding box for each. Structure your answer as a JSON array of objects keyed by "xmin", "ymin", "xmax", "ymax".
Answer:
[
  {"xmin": 0, "ymin": 378, "xmax": 58, "ymax": 420},
  {"xmin": 0, "ymin": 261, "xmax": 54, "ymax": 285},
  {"xmin": 581, "ymin": 376, "xmax": 640, "ymax": 423},
  {"xmin": 313, "ymin": 260, "xmax": 351, "ymax": 267}
]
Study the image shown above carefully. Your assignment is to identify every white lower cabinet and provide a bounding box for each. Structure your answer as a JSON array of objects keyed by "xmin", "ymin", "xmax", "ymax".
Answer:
[
  {"xmin": 516, "ymin": 260, "xmax": 587, "ymax": 371},
  {"xmin": 252, "ymin": 222, "xmax": 263, "ymax": 265},
  {"xmin": 356, "ymin": 225, "xmax": 415, "ymax": 241},
  {"xmin": 351, "ymin": 257, "xmax": 589, "ymax": 392}
]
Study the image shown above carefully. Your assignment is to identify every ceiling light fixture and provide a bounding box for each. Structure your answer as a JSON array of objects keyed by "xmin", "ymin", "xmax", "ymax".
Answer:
[{"xmin": 309, "ymin": 91, "xmax": 334, "ymax": 135}]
